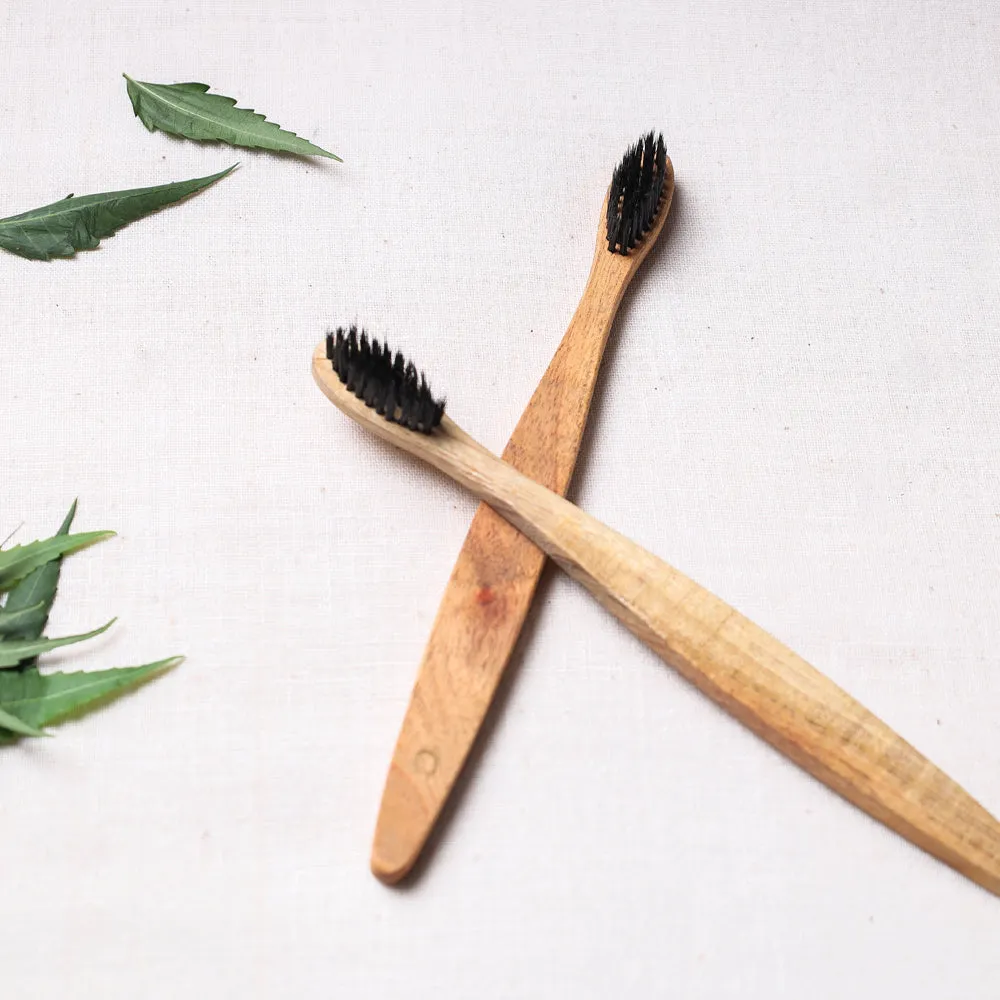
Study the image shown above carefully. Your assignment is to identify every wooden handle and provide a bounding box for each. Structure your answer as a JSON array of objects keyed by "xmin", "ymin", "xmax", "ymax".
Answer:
[
  {"xmin": 445, "ymin": 427, "xmax": 1000, "ymax": 898},
  {"xmin": 314, "ymin": 343, "xmax": 1000, "ymax": 898},
  {"xmin": 371, "ymin": 171, "xmax": 675, "ymax": 882}
]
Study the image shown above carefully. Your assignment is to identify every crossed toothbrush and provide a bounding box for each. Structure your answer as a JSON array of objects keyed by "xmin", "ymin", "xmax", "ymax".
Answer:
[{"xmin": 314, "ymin": 133, "xmax": 1000, "ymax": 897}]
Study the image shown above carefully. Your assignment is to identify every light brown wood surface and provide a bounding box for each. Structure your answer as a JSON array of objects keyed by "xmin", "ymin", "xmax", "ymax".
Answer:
[
  {"xmin": 313, "ymin": 345, "xmax": 1000, "ymax": 899},
  {"xmin": 367, "ymin": 162, "xmax": 675, "ymax": 882}
]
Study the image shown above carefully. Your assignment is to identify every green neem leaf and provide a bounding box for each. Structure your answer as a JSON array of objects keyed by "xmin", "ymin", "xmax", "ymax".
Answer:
[
  {"xmin": 124, "ymin": 75, "xmax": 341, "ymax": 160},
  {"xmin": 0, "ymin": 619, "xmax": 116, "ymax": 669},
  {"xmin": 0, "ymin": 657, "xmax": 181, "ymax": 736},
  {"xmin": 1, "ymin": 500, "xmax": 76, "ymax": 644},
  {"xmin": 0, "ymin": 531, "xmax": 114, "ymax": 591},
  {"xmin": 0, "ymin": 602, "xmax": 48, "ymax": 636},
  {"xmin": 0, "ymin": 705, "xmax": 47, "ymax": 739},
  {"xmin": 0, "ymin": 165, "xmax": 235, "ymax": 260}
]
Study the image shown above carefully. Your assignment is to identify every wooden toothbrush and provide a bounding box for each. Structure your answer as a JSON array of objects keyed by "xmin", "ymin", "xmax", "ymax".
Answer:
[
  {"xmin": 368, "ymin": 133, "xmax": 675, "ymax": 882},
  {"xmin": 313, "ymin": 331, "xmax": 1000, "ymax": 898}
]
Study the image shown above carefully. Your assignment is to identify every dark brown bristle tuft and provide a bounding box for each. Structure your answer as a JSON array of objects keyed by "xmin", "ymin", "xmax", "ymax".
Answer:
[
  {"xmin": 325, "ymin": 326, "xmax": 445, "ymax": 433},
  {"xmin": 606, "ymin": 132, "xmax": 668, "ymax": 255}
]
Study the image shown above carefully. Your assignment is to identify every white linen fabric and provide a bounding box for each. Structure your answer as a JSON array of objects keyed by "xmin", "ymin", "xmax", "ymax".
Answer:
[{"xmin": 1, "ymin": 1, "xmax": 998, "ymax": 996}]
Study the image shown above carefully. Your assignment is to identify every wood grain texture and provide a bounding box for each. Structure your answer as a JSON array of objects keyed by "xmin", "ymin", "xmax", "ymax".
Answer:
[
  {"xmin": 313, "ymin": 348, "xmax": 1000, "ymax": 899},
  {"xmin": 369, "ymin": 161, "xmax": 675, "ymax": 882}
]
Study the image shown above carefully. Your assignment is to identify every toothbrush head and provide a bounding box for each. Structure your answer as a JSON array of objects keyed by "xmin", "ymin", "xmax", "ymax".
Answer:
[
  {"xmin": 606, "ymin": 132, "xmax": 669, "ymax": 255},
  {"xmin": 325, "ymin": 326, "xmax": 445, "ymax": 434}
]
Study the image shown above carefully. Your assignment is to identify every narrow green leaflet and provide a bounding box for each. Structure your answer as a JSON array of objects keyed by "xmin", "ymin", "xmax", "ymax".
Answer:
[
  {"xmin": 0, "ymin": 619, "xmax": 115, "ymax": 669},
  {"xmin": 1, "ymin": 500, "xmax": 76, "ymax": 643},
  {"xmin": 0, "ymin": 602, "xmax": 47, "ymax": 635},
  {"xmin": 0, "ymin": 165, "xmax": 235, "ymax": 260},
  {"xmin": 0, "ymin": 531, "xmax": 114, "ymax": 590},
  {"xmin": 124, "ymin": 75, "xmax": 341, "ymax": 160},
  {"xmin": 0, "ymin": 657, "xmax": 181, "ymax": 737},
  {"xmin": 0, "ymin": 705, "xmax": 46, "ymax": 739}
]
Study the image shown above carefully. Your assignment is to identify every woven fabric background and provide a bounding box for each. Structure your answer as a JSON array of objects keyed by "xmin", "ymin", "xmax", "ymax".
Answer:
[{"xmin": 2, "ymin": 1, "xmax": 998, "ymax": 996}]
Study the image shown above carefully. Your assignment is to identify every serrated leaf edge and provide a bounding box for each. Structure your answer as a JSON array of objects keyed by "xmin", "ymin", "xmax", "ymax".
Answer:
[
  {"xmin": 0, "ymin": 656, "xmax": 183, "ymax": 738},
  {"xmin": 0, "ymin": 531, "xmax": 115, "ymax": 589},
  {"xmin": 123, "ymin": 74, "xmax": 342, "ymax": 161},
  {"xmin": 0, "ymin": 618, "xmax": 117, "ymax": 669}
]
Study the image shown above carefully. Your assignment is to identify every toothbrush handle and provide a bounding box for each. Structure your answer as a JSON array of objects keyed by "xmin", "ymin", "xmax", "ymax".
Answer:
[
  {"xmin": 371, "ymin": 252, "xmax": 630, "ymax": 883},
  {"xmin": 465, "ymin": 448, "xmax": 1000, "ymax": 898}
]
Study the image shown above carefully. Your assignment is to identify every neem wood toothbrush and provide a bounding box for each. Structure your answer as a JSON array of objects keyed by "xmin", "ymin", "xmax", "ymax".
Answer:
[
  {"xmin": 373, "ymin": 133, "xmax": 674, "ymax": 882},
  {"xmin": 313, "ymin": 329, "xmax": 1000, "ymax": 898}
]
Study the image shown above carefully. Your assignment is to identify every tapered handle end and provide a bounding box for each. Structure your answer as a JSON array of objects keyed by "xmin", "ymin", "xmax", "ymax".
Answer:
[{"xmin": 371, "ymin": 763, "xmax": 435, "ymax": 884}]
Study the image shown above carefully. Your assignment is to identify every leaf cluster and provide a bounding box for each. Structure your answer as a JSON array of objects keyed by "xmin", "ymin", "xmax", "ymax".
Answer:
[{"xmin": 0, "ymin": 502, "xmax": 180, "ymax": 740}]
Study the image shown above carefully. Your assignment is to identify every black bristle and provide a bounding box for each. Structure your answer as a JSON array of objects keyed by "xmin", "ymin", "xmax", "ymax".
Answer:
[
  {"xmin": 606, "ymin": 131, "xmax": 668, "ymax": 254},
  {"xmin": 325, "ymin": 326, "xmax": 446, "ymax": 433}
]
